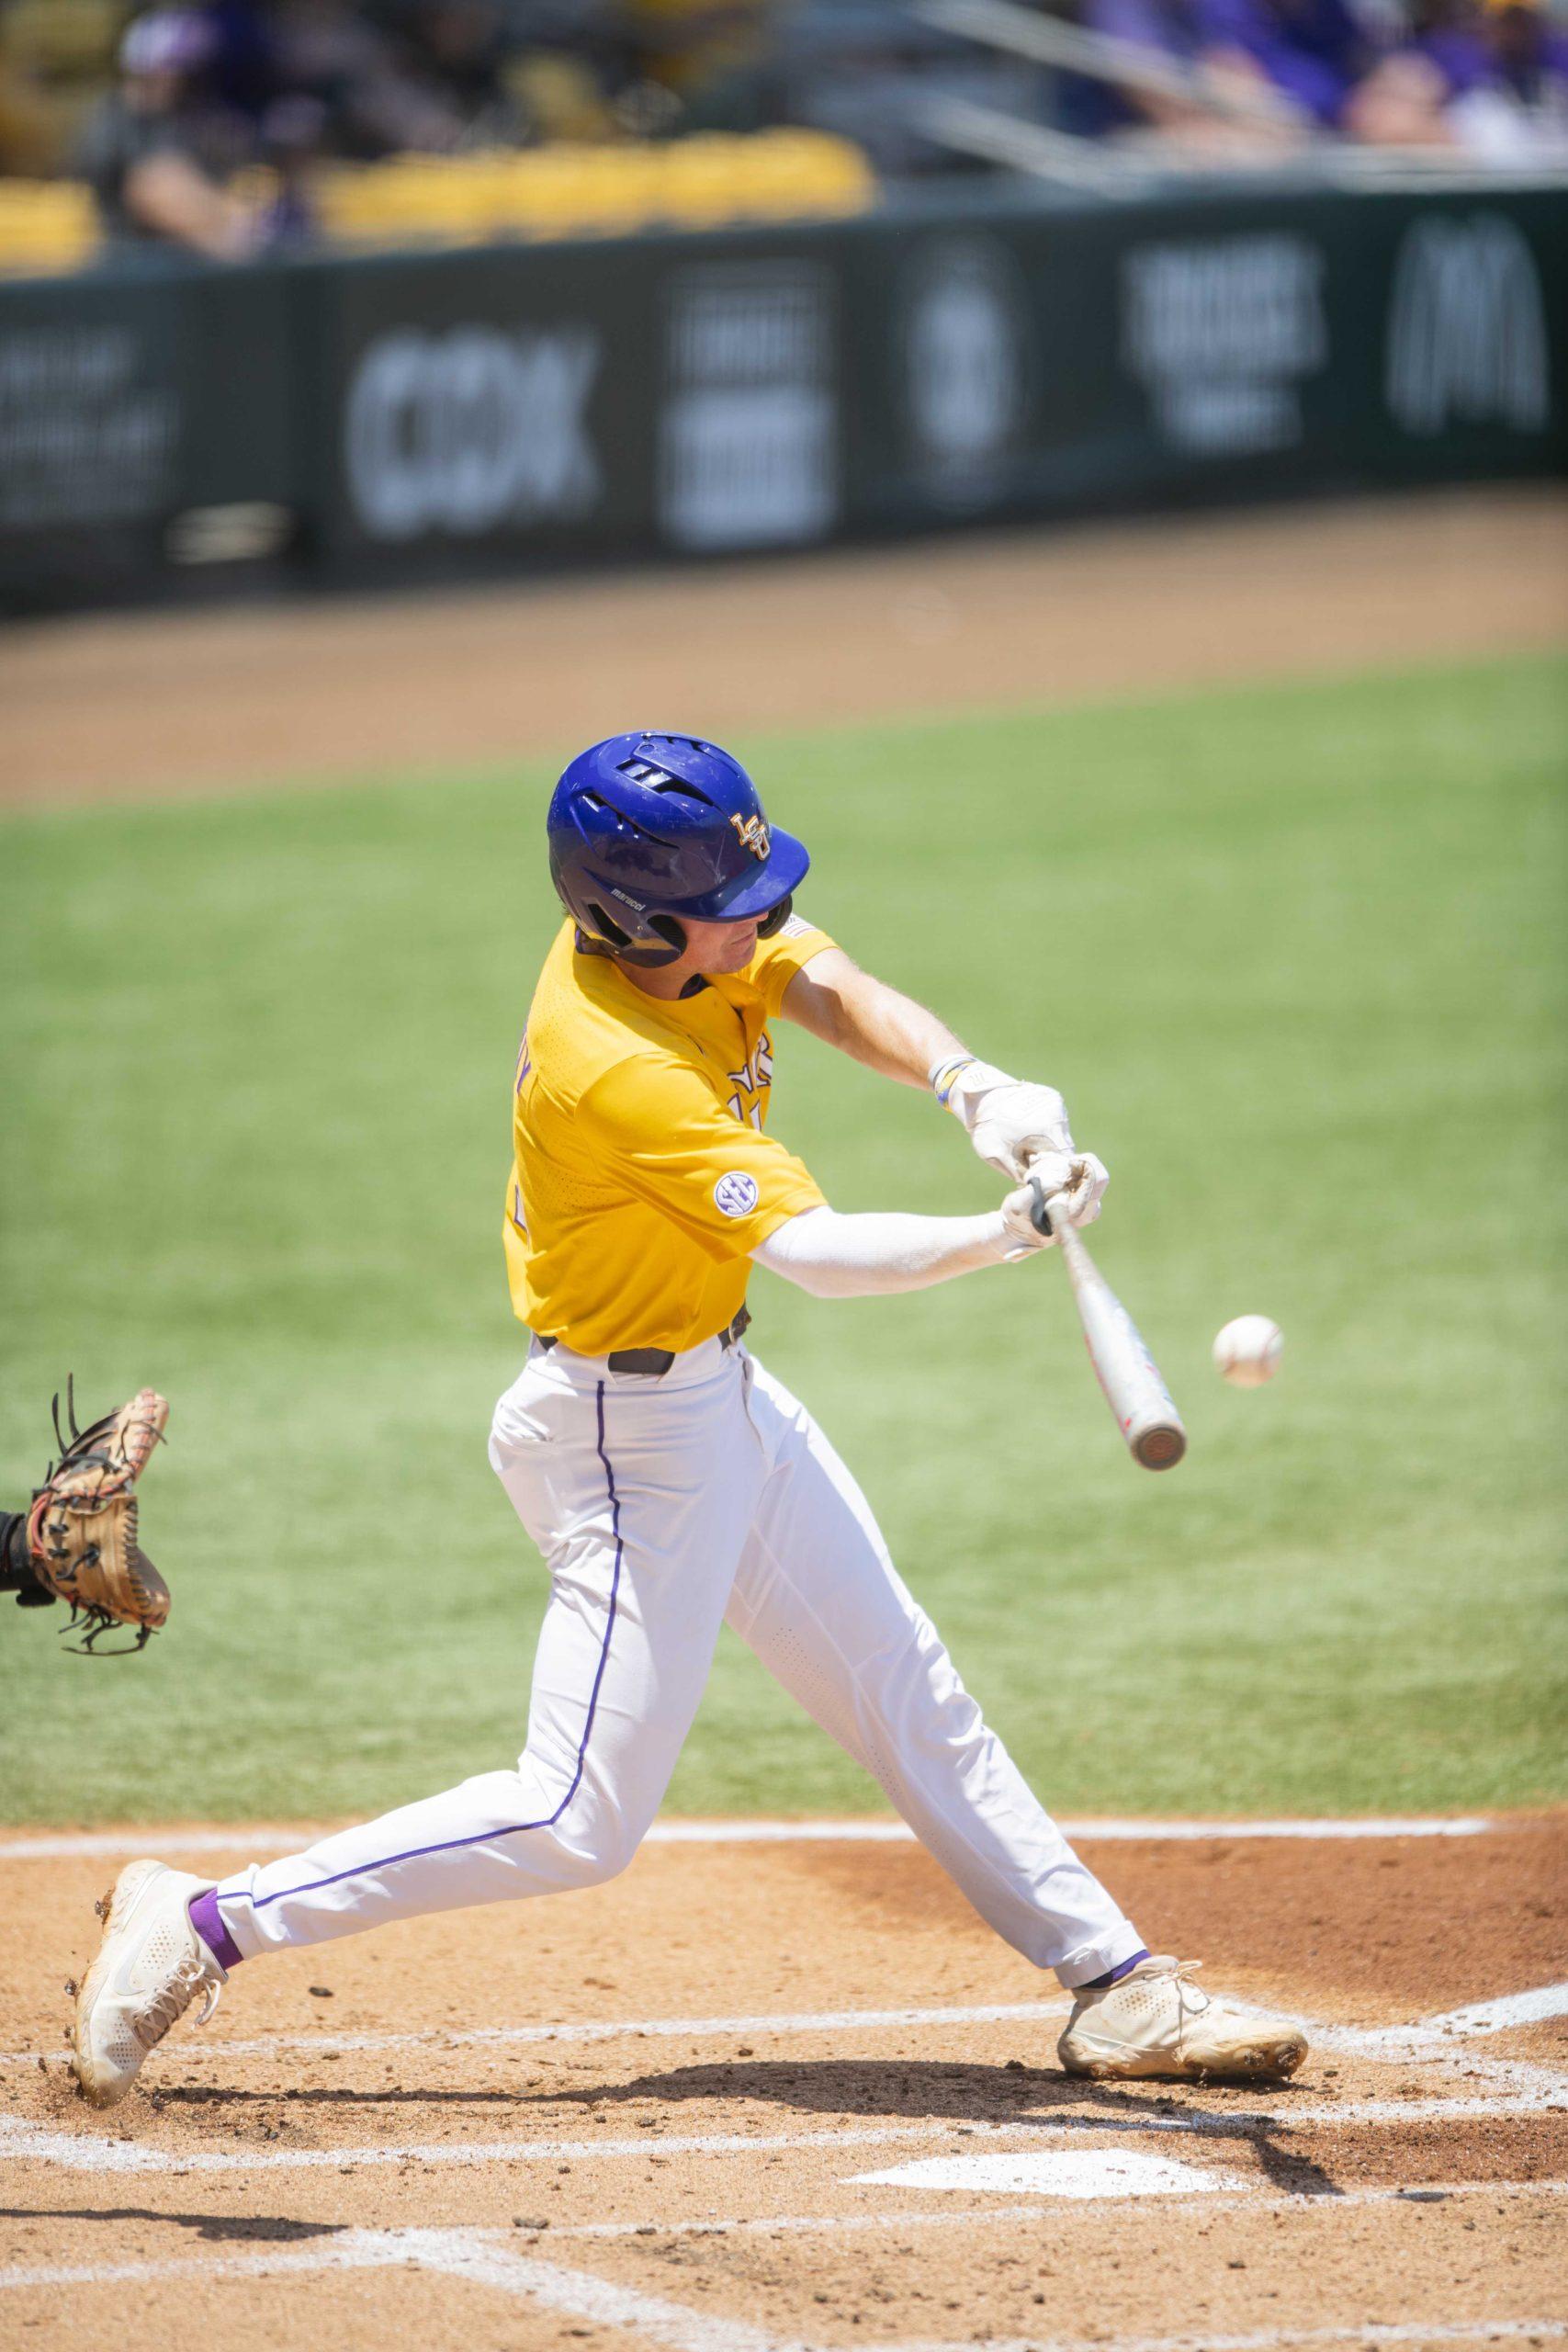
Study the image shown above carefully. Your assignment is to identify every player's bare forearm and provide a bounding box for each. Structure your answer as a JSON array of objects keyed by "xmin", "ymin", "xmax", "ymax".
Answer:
[{"xmin": 780, "ymin": 947, "xmax": 967, "ymax": 1088}]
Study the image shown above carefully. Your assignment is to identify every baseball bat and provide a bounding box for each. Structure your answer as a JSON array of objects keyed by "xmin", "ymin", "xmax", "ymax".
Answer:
[{"xmin": 1028, "ymin": 1175, "xmax": 1188, "ymax": 1473}]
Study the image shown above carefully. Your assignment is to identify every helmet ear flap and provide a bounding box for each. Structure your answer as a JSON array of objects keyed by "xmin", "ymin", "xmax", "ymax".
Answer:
[
  {"xmin": 648, "ymin": 913, "xmax": 686, "ymax": 957},
  {"xmin": 757, "ymin": 894, "xmax": 793, "ymax": 939},
  {"xmin": 580, "ymin": 903, "xmax": 685, "ymax": 967},
  {"xmin": 584, "ymin": 900, "xmax": 633, "ymax": 953}
]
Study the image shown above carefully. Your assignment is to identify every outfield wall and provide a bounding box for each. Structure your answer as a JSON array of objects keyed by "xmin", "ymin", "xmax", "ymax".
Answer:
[{"xmin": 2, "ymin": 179, "xmax": 1563, "ymax": 614}]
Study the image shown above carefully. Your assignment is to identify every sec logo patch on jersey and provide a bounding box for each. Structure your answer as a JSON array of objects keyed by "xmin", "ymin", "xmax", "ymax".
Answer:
[{"xmin": 715, "ymin": 1170, "xmax": 761, "ymax": 1219}]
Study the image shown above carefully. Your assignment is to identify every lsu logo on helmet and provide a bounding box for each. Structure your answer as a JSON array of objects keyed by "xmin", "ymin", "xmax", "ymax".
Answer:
[{"xmin": 729, "ymin": 812, "xmax": 770, "ymax": 862}]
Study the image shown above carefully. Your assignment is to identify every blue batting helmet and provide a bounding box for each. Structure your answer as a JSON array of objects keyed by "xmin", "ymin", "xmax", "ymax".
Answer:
[{"xmin": 546, "ymin": 732, "xmax": 809, "ymax": 968}]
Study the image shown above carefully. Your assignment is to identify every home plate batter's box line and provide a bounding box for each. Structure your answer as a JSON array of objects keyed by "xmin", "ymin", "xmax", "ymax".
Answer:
[
  {"xmin": 4, "ymin": 2186, "xmax": 1568, "ymax": 2265},
  {"xmin": 6, "ymin": 1982, "xmax": 1565, "ymax": 2080},
  {"xmin": 0, "ymin": 1815, "xmax": 1501, "ymax": 1861},
  {"xmin": 481, "ymin": 2174, "xmax": 1568, "ymax": 2236},
  {"xmin": 4, "ymin": 2080, "xmax": 1564, "ymax": 2177},
  {"xmin": 0, "ymin": 2226, "xmax": 1563, "ymax": 2352}
]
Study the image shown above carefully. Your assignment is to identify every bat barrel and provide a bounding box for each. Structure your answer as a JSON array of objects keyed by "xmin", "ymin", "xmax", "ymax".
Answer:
[{"xmin": 1040, "ymin": 1183, "xmax": 1188, "ymax": 1476}]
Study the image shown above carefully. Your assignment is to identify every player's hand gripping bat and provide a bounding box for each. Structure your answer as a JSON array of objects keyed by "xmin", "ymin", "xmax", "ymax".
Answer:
[{"xmin": 1028, "ymin": 1173, "xmax": 1187, "ymax": 1472}]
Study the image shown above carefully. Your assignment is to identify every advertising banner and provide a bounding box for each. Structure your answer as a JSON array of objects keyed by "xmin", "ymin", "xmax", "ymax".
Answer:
[
  {"xmin": 0, "ymin": 264, "xmax": 294, "ymax": 611},
  {"xmin": 306, "ymin": 243, "xmax": 652, "ymax": 576},
  {"xmin": 1, "ymin": 184, "xmax": 1562, "ymax": 611},
  {"xmin": 846, "ymin": 187, "xmax": 1565, "ymax": 536}
]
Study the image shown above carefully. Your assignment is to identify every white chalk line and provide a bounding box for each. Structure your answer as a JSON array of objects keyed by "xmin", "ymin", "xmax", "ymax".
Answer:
[
  {"xmin": 526, "ymin": 2175, "xmax": 1568, "ymax": 2239},
  {"xmin": 2, "ymin": 2219, "xmax": 1565, "ymax": 2352},
  {"xmin": 0, "ymin": 2114, "xmax": 1001, "ymax": 2178},
  {"xmin": 1303, "ymin": 2016, "xmax": 1568, "ymax": 2100},
  {"xmin": 0, "ymin": 2226, "xmax": 783, "ymax": 2352},
  {"xmin": 413, "ymin": 2231, "xmax": 787, "ymax": 2352},
  {"xmin": 0, "ymin": 1815, "xmax": 1500, "ymax": 1863},
  {"xmin": 6, "ymin": 2173, "xmax": 1561, "ymax": 2267},
  {"xmin": 1378, "ymin": 1984, "xmax": 1568, "ymax": 2042},
  {"xmin": 4, "ymin": 2075, "xmax": 1564, "ymax": 2179},
  {"xmin": 7, "ymin": 1980, "xmax": 1562, "ymax": 2084},
  {"xmin": 0, "ymin": 1997, "xmax": 1073, "ymax": 2071},
  {"xmin": 0, "ymin": 2227, "xmax": 425, "ymax": 2293},
  {"xmin": 0, "ymin": 2225, "xmax": 791, "ymax": 2352},
  {"xmin": 886, "ymin": 2326, "xmax": 1568, "ymax": 2352}
]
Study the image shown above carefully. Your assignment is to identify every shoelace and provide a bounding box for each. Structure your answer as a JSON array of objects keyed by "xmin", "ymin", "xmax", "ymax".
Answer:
[
  {"xmin": 132, "ymin": 1952, "xmax": 223, "ymax": 2052},
  {"xmin": 1168, "ymin": 1959, "xmax": 1211, "ymax": 2049},
  {"xmin": 1106, "ymin": 1957, "xmax": 1212, "ymax": 2052}
]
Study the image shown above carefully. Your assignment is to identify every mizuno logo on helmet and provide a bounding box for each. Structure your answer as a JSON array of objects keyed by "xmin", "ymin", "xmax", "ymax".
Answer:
[{"xmin": 730, "ymin": 813, "xmax": 770, "ymax": 861}]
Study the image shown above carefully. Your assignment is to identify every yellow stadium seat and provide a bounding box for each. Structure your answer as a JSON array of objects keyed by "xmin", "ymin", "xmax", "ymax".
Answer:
[
  {"xmin": 2, "ymin": 129, "xmax": 874, "ymax": 275},
  {"xmin": 314, "ymin": 129, "xmax": 874, "ymax": 253},
  {"xmin": 0, "ymin": 176, "xmax": 97, "ymax": 274}
]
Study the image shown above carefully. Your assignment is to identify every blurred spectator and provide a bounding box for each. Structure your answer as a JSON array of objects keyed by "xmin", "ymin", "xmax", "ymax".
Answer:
[
  {"xmin": 34, "ymin": 0, "xmax": 1567, "ymax": 263},
  {"xmin": 1201, "ymin": 0, "xmax": 1380, "ymax": 127},
  {"xmin": 234, "ymin": 0, "xmax": 615, "ymax": 155},
  {"xmin": 74, "ymin": 9, "xmax": 263, "ymax": 258},
  {"xmin": 1348, "ymin": 0, "xmax": 1568, "ymax": 159},
  {"xmin": 377, "ymin": 1, "xmax": 532, "ymax": 142},
  {"xmin": 622, "ymin": 0, "xmax": 771, "ymax": 96},
  {"xmin": 1062, "ymin": 0, "xmax": 1382, "ymax": 146},
  {"xmin": 1213, "ymin": 0, "xmax": 1382, "ymax": 126},
  {"xmin": 254, "ymin": 1, "xmax": 443, "ymax": 158}
]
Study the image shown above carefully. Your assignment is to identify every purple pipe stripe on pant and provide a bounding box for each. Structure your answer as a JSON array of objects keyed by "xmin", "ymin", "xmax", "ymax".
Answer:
[
  {"xmin": 1083, "ymin": 1949, "xmax": 1150, "ymax": 1990},
  {"xmin": 217, "ymin": 1380, "xmax": 626, "ymax": 1922}
]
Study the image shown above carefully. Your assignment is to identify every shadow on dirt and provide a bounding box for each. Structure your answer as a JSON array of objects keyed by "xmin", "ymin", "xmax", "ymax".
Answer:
[
  {"xmin": 530, "ymin": 2058, "xmax": 1344, "ymax": 2199},
  {"xmin": 148, "ymin": 2056, "xmax": 1341, "ymax": 2199},
  {"xmin": 0, "ymin": 2206, "xmax": 345, "ymax": 2242}
]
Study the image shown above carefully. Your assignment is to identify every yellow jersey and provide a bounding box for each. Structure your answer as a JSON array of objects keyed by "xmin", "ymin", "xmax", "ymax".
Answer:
[{"xmin": 504, "ymin": 916, "xmax": 832, "ymax": 1354}]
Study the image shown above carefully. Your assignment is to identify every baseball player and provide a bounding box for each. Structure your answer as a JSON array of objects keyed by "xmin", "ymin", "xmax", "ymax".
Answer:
[{"xmin": 71, "ymin": 733, "xmax": 1308, "ymax": 2106}]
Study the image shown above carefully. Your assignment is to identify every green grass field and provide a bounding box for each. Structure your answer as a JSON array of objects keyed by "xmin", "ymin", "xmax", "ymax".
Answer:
[{"xmin": 2, "ymin": 653, "xmax": 1563, "ymax": 1826}]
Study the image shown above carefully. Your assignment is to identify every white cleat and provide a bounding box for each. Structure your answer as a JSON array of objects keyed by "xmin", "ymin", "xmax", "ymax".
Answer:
[
  {"xmin": 70, "ymin": 1860, "xmax": 227, "ymax": 2109},
  {"xmin": 1058, "ymin": 1956, "xmax": 1308, "ymax": 2083}
]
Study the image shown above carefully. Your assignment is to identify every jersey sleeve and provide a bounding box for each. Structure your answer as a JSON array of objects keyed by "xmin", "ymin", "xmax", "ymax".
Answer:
[
  {"xmin": 580, "ymin": 1053, "xmax": 826, "ymax": 1262},
  {"xmin": 749, "ymin": 911, "xmax": 837, "ymax": 1017}
]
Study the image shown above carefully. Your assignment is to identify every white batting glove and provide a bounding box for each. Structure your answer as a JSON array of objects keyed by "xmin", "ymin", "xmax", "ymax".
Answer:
[
  {"xmin": 931, "ymin": 1056, "xmax": 1106, "ymax": 1190},
  {"xmin": 998, "ymin": 1151, "xmax": 1109, "ymax": 1259}
]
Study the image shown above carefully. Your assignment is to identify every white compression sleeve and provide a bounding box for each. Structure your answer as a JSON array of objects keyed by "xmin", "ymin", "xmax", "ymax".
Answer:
[{"xmin": 752, "ymin": 1204, "xmax": 1012, "ymax": 1299}]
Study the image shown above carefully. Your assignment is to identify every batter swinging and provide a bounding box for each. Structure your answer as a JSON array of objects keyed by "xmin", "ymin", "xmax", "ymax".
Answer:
[{"xmin": 71, "ymin": 733, "xmax": 1308, "ymax": 2105}]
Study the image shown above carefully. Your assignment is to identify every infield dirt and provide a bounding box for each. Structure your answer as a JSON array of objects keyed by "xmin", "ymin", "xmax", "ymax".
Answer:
[
  {"xmin": 2, "ymin": 1819, "xmax": 1564, "ymax": 2351},
  {"xmin": 1, "ymin": 485, "xmax": 1563, "ymax": 805}
]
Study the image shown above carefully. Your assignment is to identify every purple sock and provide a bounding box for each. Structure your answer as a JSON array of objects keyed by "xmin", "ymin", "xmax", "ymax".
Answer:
[
  {"xmin": 188, "ymin": 1887, "xmax": 243, "ymax": 1972},
  {"xmin": 1082, "ymin": 1948, "xmax": 1150, "ymax": 1991}
]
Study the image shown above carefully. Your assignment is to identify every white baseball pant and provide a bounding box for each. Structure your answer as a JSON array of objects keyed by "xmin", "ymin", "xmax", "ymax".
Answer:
[{"xmin": 210, "ymin": 1335, "xmax": 1144, "ymax": 1986}]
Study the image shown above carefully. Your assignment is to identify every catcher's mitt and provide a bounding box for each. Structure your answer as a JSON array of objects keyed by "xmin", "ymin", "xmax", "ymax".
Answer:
[{"xmin": 3, "ymin": 1382, "xmax": 171, "ymax": 1654}]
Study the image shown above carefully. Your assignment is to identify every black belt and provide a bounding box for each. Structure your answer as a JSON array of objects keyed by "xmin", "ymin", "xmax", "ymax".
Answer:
[{"xmin": 535, "ymin": 1305, "xmax": 750, "ymax": 1376}]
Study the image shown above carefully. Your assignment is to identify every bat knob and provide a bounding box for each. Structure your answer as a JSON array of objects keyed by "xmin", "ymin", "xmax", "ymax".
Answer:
[
  {"xmin": 1133, "ymin": 1423, "xmax": 1187, "ymax": 1472},
  {"xmin": 1027, "ymin": 1173, "xmax": 1054, "ymax": 1238}
]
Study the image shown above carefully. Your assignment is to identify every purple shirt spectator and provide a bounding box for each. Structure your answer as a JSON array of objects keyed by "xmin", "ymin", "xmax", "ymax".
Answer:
[
  {"xmin": 1070, "ymin": 0, "xmax": 1375, "ymax": 132},
  {"xmin": 1196, "ymin": 0, "xmax": 1373, "ymax": 124},
  {"xmin": 1416, "ymin": 18, "xmax": 1568, "ymax": 103},
  {"xmin": 1064, "ymin": 0, "xmax": 1204, "ymax": 135}
]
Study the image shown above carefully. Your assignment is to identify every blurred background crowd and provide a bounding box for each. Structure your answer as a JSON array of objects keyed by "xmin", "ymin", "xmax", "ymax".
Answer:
[{"xmin": 0, "ymin": 0, "xmax": 1563, "ymax": 266}]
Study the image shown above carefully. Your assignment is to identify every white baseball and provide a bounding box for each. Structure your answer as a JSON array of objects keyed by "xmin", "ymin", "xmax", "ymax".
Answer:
[{"xmin": 1213, "ymin": 1315, "xmax": 1282, "ymax": 1387}]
